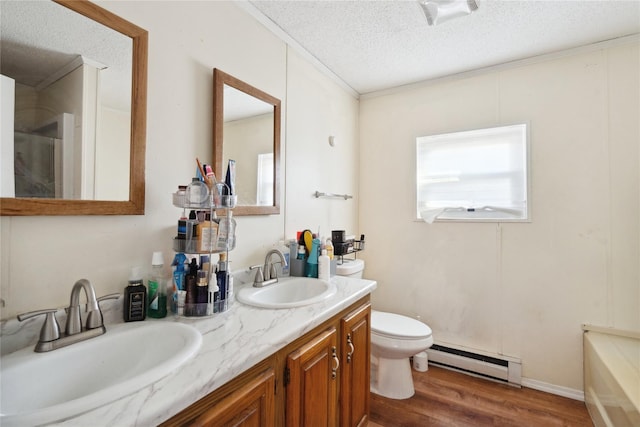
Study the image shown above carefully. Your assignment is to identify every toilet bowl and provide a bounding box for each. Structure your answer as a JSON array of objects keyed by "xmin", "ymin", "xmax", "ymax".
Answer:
[
  {"xmin": 332, "ymin": 258, "xmax": 433, "ymax": 399},
  {"xmin": 370, "ymin": 310, "xmax": 433, "ymax": 399}
]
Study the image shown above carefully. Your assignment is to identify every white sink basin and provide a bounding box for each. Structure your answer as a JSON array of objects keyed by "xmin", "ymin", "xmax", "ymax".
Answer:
[
  {"xmin": 237, "ymin": 276, "xmax": 337, "ymax": 308},
  {"xmin": 0, "ymin": 321, "xmax": 201, "ymax": 426}
]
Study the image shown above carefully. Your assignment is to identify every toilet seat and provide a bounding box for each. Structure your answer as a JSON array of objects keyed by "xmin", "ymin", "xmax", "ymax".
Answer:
[{"xmin": 371, "ymin": 310, "xmax": 432, "ymax": 340}]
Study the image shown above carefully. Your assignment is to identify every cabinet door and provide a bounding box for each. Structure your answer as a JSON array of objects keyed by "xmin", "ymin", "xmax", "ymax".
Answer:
[
  {"xmin": 192, "ymin": 368, "xmax": 276, "ymax": 427},
  {"xmin": 340, "ymin": 303, "xmax": 371, "ymax": 427},
  {"xmin": 286, "ymin": 327, "xmax": 339, "ymax": 427}
]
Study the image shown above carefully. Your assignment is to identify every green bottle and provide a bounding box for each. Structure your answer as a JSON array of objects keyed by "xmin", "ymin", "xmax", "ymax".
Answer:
[{"xmin": 147, "ymin": 251, "xmax": 167, "ymax": 318}]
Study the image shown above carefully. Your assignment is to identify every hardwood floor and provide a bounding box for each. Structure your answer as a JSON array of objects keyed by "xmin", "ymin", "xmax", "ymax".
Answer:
[{"xmin": 369, "ymin": 366, "xmax": 593, "ymax": 427}]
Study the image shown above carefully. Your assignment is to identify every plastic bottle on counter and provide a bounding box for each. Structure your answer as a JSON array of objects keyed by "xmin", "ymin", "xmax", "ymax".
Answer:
[
  {"xmin": 215, "ymin": 253, "xmax": 229, "ymax": 312},
  {"xmin": 184, "ymin": 258, "xmax": 199, "ymax": 316},
  {"xmin": 305, "ymin": 238, "xmax": 320, "ymax": 278},
  {"xmin": 171, "ymin": 253, "xmax": 187, "ymax": 315},
  {"xmin": 297, "ymin": 244, "xmax": 306, "ymax": 260},
  {"xmin": 278, "ymin": 240, "xmax": 291, "ymax": 277},
  {"xmin": 318, "ymin": 249, "xmax": 330, "ymax": 281},
  {"xmin": 325, "ymin": 238, "xmax": 334, "ymax": 260},
  {"xmin": 147, "ymin": 252, "xmax": 168, "ymax": 318},
  {"xmin": 124, "ymin": 267, "xmax": 146, "ymax": 322}
]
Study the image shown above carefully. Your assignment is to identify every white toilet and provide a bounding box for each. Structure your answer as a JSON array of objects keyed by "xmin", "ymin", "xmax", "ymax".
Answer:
[
  {"xmin": 335, "ymin": 258, "xmax": 365, "ymax": 278},
  {"xmin": 334, "ymin": 259, "xmax": 434, "ymax": 400},
  {"xmin": 370, "ymin": 310, "xmax": 433, "ymax": 399}
]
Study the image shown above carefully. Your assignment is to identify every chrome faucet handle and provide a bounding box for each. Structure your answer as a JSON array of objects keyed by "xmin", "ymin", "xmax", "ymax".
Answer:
[
  {"xmin": 97, "ymin": 293, "xmax": 121, "ymax": 303},
  {"xmin": 17, "ymin": 308, "xmax": 61, "ymax": 343},
  {"xmin": 269, "ymin": 262, "xmax": 280, "ymax": 280},
  {"xmin": 88, "ymin": 293, "xmax": 120, "ymax": 329},
  {"xmin": 250, "ymin": 264, "xmax": 265, "ymax": 287}
]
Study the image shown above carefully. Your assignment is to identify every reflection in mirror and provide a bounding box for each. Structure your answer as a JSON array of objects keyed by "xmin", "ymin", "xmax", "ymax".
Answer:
[
  {"xmin": 0, "ymin": 0, "xmax": 147, "ymax": 216},
  {"xmin": 223, "ymin": 86, "xmax": 274, "ymax": 206},
  {"xmin": 213, "ymin": 69, "xmax": 280, "ymax": 216}
]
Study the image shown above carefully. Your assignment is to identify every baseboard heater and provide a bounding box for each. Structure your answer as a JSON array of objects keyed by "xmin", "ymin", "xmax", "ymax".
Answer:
[{"xmin": 426, "ymin": 344, "xmax": 522, "ymax": 387}]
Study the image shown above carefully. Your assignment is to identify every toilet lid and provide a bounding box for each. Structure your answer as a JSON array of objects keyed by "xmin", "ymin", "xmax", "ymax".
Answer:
[
  {"xmin": 336, "ymin": 259, "xmax": 364, "ymax": 276},
  {"xmin": 371, "ymin": 310, "xmax": 432, "ymax": 339}
]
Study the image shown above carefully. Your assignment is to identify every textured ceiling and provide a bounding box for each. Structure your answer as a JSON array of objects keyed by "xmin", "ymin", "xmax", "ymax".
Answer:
[
  {"xmin": 248, "ymin": 0, "xmax": 640, "ymax": 95},
  {"xmin": 0, "ymin": 1, "xmax": 132, "ymax": 111}
]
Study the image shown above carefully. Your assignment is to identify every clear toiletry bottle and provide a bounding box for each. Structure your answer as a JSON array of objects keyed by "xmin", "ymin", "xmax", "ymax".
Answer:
[
  {"xmin": 124, "ymin": 267, "xmax": 146, "ymax": 322},
  {"xmin": 216, "ymin": 211, "xmax": 236, "ymax": 251},
  {"xmin": 147, "ymin": 251, "xmax": 168, "ymax": 318},
  {"xmin": 186, "ymin": 177, "xmax": 209, "ymax": 207}
]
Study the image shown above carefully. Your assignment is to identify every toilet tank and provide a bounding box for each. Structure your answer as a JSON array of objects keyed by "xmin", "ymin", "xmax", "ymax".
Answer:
[{"xmin": 335, "ymin": 259, "xmax": 365, "ymax": 279}]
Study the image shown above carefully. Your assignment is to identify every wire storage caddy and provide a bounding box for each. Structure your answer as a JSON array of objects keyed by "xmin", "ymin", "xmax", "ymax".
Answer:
[
  {"xmin": 331, "ymin": 230, "xmax": 365, "ymax": 265},
  {"xmin": 171, "ymin": 179, "xmax": 236, "ymax": 317}
]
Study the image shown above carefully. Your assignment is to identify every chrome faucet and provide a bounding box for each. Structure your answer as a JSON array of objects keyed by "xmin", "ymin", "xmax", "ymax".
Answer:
[
  {"xmin": 251, "ymin": 249, "xmax": 287, "ymax": 287},
  {"xmin": 66, "ymin": 279, "xmax": 102, "ymax": 335},
  {"xmin": 17, "ymin": 279, "xmax": 119, "ymax": 352}
]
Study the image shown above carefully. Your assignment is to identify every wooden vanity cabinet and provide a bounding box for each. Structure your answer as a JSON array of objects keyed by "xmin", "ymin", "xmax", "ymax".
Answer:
[
  {"xmin": 340, "ymin": 303, "xmax": 371, "ymax": 427},
  {"xmin": 191, "ymin": 368, "xmax": 275, "ymax": 427},
  {"xmin": 284, "ymin": 302, "xmax": 371, "ymax": 427},
  {"xmin": 162, "ymin": 298, "xmax": 370, "ymax": 427},
  {"xmin": 285, "ymin": 327, "xmax": 339, "ymax": 426}
]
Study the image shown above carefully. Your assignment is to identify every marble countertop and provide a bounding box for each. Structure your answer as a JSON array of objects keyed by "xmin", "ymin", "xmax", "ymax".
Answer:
[{"xmin": 2, "ymin": 274, "xmax": 375, "ymax": 426}]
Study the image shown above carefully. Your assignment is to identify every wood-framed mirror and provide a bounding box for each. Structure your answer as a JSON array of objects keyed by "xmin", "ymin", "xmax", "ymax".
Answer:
[
  {"xmin": 213, "ymin": 69, "xmax": 281, "ymax": 216},
  {"xmin": 0, "ymin": 0, "xmax": 147, "ymax": 216}
]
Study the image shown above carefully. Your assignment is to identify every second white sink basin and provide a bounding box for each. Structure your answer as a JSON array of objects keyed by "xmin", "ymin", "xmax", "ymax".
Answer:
[
  {"xmin": 237, "ymin": 276, "xmax": 337, "ymax": 308},
  {"xmin": 0, "ymin": 321, "xmax": 201, "ymax": 427}
]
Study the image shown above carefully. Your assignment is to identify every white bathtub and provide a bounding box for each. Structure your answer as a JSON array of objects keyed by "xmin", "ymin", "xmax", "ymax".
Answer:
[{"xmin": 583, "ymin": 325, "xmax": 640, "ymax": 427}]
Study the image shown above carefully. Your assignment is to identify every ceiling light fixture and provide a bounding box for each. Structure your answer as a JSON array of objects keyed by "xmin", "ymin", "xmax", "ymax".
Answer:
[{"xmin": 418, "ymin": 0, "xmax": 479, "ymax": 26}]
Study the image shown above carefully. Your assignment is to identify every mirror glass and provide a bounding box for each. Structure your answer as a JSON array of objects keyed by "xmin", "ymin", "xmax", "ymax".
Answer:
[
  {"xmin": 223, "ymin": 86, "xmax": 274, "ymax": 207},
  {"xmin": 213, "ymin": 69, "xmax": 280, "ymax": 216},
  {"xmin": 0, "ymin": 0, "xmax": 147, "ymax": 215}
]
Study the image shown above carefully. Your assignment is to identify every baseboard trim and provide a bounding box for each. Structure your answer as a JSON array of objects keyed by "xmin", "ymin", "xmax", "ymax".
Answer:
[{"xmin": 521, "ymin": 377, "xmax": 584, "ymax": 401}]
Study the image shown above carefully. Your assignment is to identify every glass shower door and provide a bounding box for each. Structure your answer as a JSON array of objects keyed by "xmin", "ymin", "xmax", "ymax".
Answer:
[{"xmin": 14, "ymin": 132, "xmax": 62, "ymax": 198}]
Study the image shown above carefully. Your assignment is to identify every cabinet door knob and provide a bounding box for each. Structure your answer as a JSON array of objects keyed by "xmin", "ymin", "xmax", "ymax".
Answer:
[
  {"xmin": 331, "ymin": 346, "xmax": 340, "ymax": 379},
  {"xmin": 346, "ymin": 333, "xmax": 355, "ymax": 363}
]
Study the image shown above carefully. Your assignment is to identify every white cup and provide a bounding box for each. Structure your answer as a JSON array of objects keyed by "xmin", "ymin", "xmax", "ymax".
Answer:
[{"xmin": 413, "ymin": 351, "xmax": 429, "ymax": 372}]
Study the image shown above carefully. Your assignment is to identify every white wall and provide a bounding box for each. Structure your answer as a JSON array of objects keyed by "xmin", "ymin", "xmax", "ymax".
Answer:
[
  {"xmin": 359, "ymin": 41, "xmax": 640, "ymax": 394},
  {"xmin": 0, "ymin": 2, "xmax": 359, "ymax": 319},
  {"xmin": 285, "ymin": 50, "xmax": 360, "ymax": 240}
]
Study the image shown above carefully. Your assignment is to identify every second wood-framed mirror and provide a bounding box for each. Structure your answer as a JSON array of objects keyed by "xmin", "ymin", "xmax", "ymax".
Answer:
[
  {"xmin": 213, "ymin": 68, "xmax": 281, "ymax": 216},
  {"xmin": 0, "ymin": 0, "xmax": 147, "ymax": 216}
]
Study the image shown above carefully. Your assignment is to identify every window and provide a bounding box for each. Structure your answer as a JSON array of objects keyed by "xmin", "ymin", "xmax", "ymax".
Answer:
[
  {"xmin": 416, "ymin": 123, "xmax": 529, "ymax": 222},
  {"xmin": 256, "ymin": 152, "xmax": 273, "ymax": 206}
]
